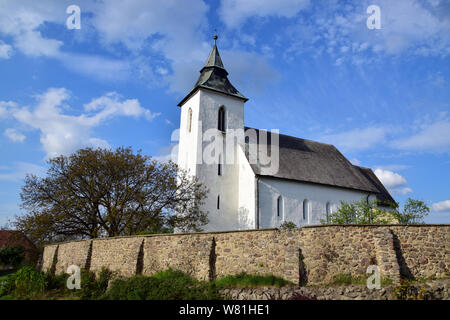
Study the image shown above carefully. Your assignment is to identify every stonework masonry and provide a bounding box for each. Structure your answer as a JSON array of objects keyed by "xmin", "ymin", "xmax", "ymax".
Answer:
[{"xmin": 41, "ymin": 225, "xmax": 449, "ymax": 285}]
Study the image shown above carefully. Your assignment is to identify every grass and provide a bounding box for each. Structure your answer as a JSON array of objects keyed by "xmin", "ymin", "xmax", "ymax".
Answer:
[{"xmin": 215, "ymin": 272, "xmax": 293, "ymax": 288}]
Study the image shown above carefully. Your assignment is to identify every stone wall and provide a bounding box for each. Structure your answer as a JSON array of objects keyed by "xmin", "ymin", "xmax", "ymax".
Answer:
[
  {"xmin": 220, "ymin": 279, "xmax": 450, "ymax": 300},
  {"xmin": 41, "ymin": 225, "xmax": 449, "ymax": 285}
]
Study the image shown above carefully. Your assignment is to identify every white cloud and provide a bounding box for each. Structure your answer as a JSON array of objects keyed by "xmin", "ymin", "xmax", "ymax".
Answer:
[
  {"xmin": 286, "ymin": 0, "xmax": 450, "ymax": 62},
  {"xmin": 4, "ymin": 128, "xmax": 26, "ymax": 143},
  {"xmin": 374, "ymin": 168, "xmax": 407, "ymax": 188},
  {"xmin": 0, "ymin": 40, "xmax": 13, "ymax": 59},
  {"xmin": 14, "ymin": 30, "xmax": 62, "ymax": 57},
  {"xmin": 8, "ymin": 88, "xmax": 158, "ymax": 158},
  {"xmin": 219, "ymin": 0, "xmax": 310, "ymax": 28},
  {"xmin": 0, "ymin": 101, "xmax": 17, "ymax": 118},
  {"xmin": 0, "ymin": 162, "xmax": 46, "ymax": 182},
  {"xmin": 395, "ymin": 187, "xmax": 413, "ymax": 195},
  {"xmin": 321, "ymin": 126, "xmax": 388, "ymax": 152},
  {"xmin": 0, "ymin": 0, "xmax": 277, "ymax": 94},
  {"xmin": 374, "ymin": 168, "xmax": 413, "ymax": 195},
  {"xmin": 350, "ymin": 158, "xmax": 361, "ymax": 165},
  {"xmin": 432, "ymin": 200, "xmax": 450, "ymax": 212},
  {"xmin": 391, "ymin": 119, "xmax": 450, "ymax": 153}
]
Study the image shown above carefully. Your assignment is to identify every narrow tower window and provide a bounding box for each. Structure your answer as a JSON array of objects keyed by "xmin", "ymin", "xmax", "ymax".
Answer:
[
  {"xmin": 303, "ymin": 199, "xmax": 308, "ymax": 221},
  {"xmin": 218, "ymin": 106, "xmax": 225, "ymax": 132},
  {"xmin": 188, "ymin": 108, "xmax": 193, "ymax": 133},
  {"xmin": 217, "ymin": 195, "xmax": 220, "ymax": 210},
  {"xmin": 218, "ymin": 155, "xmax": 222, "ymax": 176},
  {"xmin": 326, "ymin": 202, "xmax": 331, "ymax": 223},
  {"xmin": 277, "ymin": 196, "xmax": 283, "ymax": 218}
]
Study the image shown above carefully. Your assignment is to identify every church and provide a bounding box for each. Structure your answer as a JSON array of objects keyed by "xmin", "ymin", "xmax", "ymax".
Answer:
[{"xmin": 176, "ymin": 36, "xmax": 394, "ymax": 231}]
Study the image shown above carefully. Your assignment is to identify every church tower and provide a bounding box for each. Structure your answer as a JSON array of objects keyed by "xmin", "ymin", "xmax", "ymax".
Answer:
[{"xmin": 177, "ymin": 35, "xmax": 249, "ymax": 231}]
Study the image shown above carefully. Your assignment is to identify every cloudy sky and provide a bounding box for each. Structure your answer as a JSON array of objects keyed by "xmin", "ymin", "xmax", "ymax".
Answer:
[{"xmin": 0, "ymin": 0, "xmax": 449, "ymax": 225}]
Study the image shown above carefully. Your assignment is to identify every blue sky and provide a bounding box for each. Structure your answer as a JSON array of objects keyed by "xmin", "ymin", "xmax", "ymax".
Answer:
[{"xmin": 0, "ymin": 0, "xmax": 449, "ymax": 225}]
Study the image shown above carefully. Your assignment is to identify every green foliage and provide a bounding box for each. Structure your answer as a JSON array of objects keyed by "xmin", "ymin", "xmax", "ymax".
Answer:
[
  {"xmin": 44, "ymin": 272, "xmax": 69, "ymax": 291},
  {"xmin": 322, "ymin": 197, "xmax": 429, "ymax": 225},
  {"xmin": 214, "ymin": 272, "xmax": 292, "ymax": 288},
  {"xmin": 323, "ymin": 198, "xmax": 391, "ymax": 225},
  {"xmin": 103, "ymin": 269, "xmax": 221, "ymax": 300},
  {"xmin": 0, "ymin": 273, "xmax": 15, "ymax": 297},
  {"xmin": 393, "ymin": 279, "xmax": 429, "ymax": 300},
  {"xmin": 390, "ymin": 198, "xmax": 430, "ymax": 225},
  {"xmin": 77, "ymin": 268, "xmax": 114, "ymax": 300},
  {"xmin": 0, "ymin": 245, "xmax": 25, "ymax": 267},
  {"xmin": 279, "ymin": 221, "xmax": 297, "ymax": 230},
  {"xmin": 331, "ymin": 273, "xmax": 366, "ymax": 285},
  {"xmin": 10, "ymin": 266, "xmax": 46, "ymax": 298}
]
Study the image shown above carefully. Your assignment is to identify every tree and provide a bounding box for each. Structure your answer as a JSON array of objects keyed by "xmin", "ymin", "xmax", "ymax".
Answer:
[
  {"xmin": 323, "ymin": 197, "xmax": 429, "ymax": 225},
  {"xmin": 14, "ymin": 147, "xmax": 208, "ymax": 245},
  {"xmin": 391, "ymin": 198, "xmax": 430, "ymax": 224},
  {"xmin": 324, "ymin": 198, "xmax": 392, "ymax": 225}
]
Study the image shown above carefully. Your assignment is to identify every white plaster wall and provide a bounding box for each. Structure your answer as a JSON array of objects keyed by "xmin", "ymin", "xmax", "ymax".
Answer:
[
  {"xmin": 258, "ymin": 177, "xmax": 376, "ymax": 228},
  {"xmin": 178, "ymin": 89, "xmax": 246, "ymax": 232},
  {"xmin": 237, "ymin": 145, "xmax": 256, "ymax": 230},
  {"xmin": 178, "ymin": 91, "xmax": 201, "ymax": 176}
]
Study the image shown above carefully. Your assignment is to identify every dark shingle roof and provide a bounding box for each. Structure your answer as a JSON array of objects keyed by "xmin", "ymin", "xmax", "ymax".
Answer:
[
  {"xmin": 178, "ymin": 38, "xmax": 247, "ymax": 106},
  {"xmin": 355, "ymin": 166, "xmax": 396, "ymax": 206},
  {"xmin": 244, "ymin": 127, "xmax": 394, "ymax": 204}
]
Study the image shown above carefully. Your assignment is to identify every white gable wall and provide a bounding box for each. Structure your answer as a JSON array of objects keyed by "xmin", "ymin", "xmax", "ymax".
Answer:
[{"xmin": 258, "ymin": 177, "xmax": 377, "ymax": 228}]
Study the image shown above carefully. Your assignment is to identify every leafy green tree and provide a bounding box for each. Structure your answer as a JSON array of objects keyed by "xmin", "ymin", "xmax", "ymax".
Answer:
[
  {"xmin": 14, "ymin": 147, "xmax": 208, "ymax": 245},
  {"xmin": 324, "ymin": 198, "xmax": 393, "ymax": 225},
  {"xmin": 391, "ymin": 198, "xmax": 430, "ymax": 224},
  {"xmin": 0, "ymin": 245, "xmax": 24, "ymax": 267},
  {"xmin": 323, "ymin": 197, "xmax": 429, "ymax": 225}
]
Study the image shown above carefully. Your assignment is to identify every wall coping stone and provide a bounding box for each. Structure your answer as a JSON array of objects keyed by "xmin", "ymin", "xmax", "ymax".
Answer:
[{"xmin": 42, "ymin": 224, "xmax": 450, "ymax": 248}]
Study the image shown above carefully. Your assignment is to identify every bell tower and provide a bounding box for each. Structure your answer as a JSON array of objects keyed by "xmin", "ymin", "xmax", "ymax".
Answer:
[{"xmin": 177, "ymin": 34, "xmax": 248, "ymax": 231}]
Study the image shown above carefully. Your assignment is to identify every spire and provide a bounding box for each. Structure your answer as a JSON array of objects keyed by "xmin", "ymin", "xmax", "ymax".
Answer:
[
  {"xmin": 177, "ymin": 33, "xmax": 248, "ymax": 106},
  {"xmin": 201, "ymin": 33, "xmax": 225, "ymax": 72}
]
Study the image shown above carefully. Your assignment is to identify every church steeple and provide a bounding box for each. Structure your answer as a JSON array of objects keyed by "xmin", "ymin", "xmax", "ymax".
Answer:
[{"xmin": 177, "ymin": 34, "xmax": 248, "ymax": 106}]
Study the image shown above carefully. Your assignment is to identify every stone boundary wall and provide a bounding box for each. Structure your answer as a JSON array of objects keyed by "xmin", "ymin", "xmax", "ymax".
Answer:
[
  {"xmin": 221, "ymin": 279, "xmax": 450, "ymax": 300},
  {"xmin": 41, "ymin": 225, "xmax": 449, "ymax": 285}
]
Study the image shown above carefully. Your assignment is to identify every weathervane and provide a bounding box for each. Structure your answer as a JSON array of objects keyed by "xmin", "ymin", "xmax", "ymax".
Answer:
[{"xmin": 213, "ymin": 29, "xmax": 218, "ymax": 45}]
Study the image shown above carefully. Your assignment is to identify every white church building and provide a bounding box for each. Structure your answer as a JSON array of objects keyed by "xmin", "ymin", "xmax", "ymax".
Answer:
[{"xmin": 177, "ymin": 36, "xmax": 394, "ymax": 231}]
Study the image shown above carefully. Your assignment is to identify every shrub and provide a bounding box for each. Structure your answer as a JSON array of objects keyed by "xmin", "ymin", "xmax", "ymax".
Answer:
[
  {"xmin": 11, "ymin": 266, "xmax": 46, "ymax": 298},
  {"xmin": 215, "ymin": 272, "xmax": 292, "ymax": 288},
  {"xmin": 0, "ymin": 273, "xmax": 15, "ymax": 297},
  {"xmin": 44, "ymin": 272, "xmax": 69, "ymax": 291},
  {"xmin": 103, "ymin": 269, "xmax": 221, "ymax": 300},
  {"xmin": 279, "ymin": 221, "xmax": 297, "ymax": 230},
  {"xmin": 76, "ymin": 268, "xmax": 114, "ymax": 300},
  {"xmin": 0, "ymin": 245, "xmax": 25, "ymax": 268},
  {"xmin": 393, "ymin": 280, "xmax": 429, "ymax": 300}
]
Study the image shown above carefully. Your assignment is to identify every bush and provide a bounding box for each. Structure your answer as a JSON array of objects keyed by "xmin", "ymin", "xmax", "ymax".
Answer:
[
  {"xmin": 279, "ymin": 221, "xmax": 297, "ymax": 230},
  {"xmin": 103, "ymin": 269, "xmax": 221, "ymax": 300},
  {"xmin": 0, "ymin": 273, "xmax": 15, "ymax": 297},
  {"xmin": 215, "ymin": 272, "xmax": 292, "ymax": 288},
  {"xmin": 77, "ymin": 268, "xmax": 114, "ymax": 300},
  {"xmin": 393, "ymin": 280, "xmax": 429, "ymax": 300},
  {"xmin": 10, "ymin": 266, "xmax": 46, "ymax": 298},
  {"xmin": 44, "ymin": 272, "xmax": 69, "ymax": 291},
  {"xmin": 0, "ymin": 245, "xmax": 25, "ymax": 268}
]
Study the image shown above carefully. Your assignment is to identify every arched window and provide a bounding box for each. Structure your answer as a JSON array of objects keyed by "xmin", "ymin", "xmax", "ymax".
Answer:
[
  {"xmin": 188, "ymin": 108, "xmax": 193, "ymax": 133},
  {"xmin": 277, "ymin": 196, "xmax": 283, "ymax": 218},
  {"xmin": 326, "ymin": 202, "xmax": 331, "ymax": 223},
  {"xmin": 303, "ymin": 199, "xmax": 308, "ymax": 221},
  {"xmin": 218, "ymin": 106, "xmax": 225, "ymax": 132}
]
